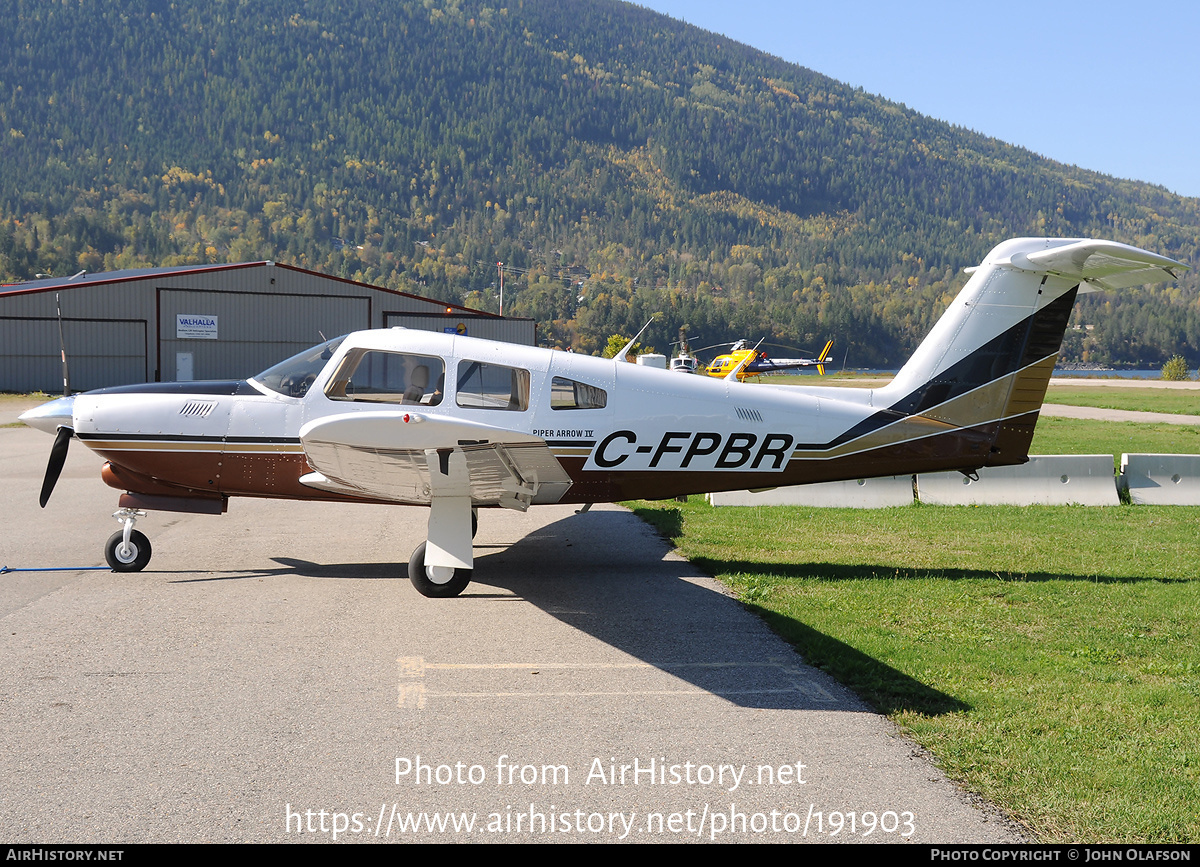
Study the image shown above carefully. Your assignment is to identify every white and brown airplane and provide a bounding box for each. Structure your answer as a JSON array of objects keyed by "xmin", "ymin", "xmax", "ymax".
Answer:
[{"xmin": 22, "ymin": 238, "xmax": 1186, "ymax": 596}]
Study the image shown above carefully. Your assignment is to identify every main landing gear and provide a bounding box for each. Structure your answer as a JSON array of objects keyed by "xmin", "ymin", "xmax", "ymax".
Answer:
[
  {"xmin": 407, "ymin": 542, "xmax": 472, "ymax": 598},
  {"xmin": 406, "ymin": 508, "xmax": 478, "ymax": 598},
  {"xmin": 105, "ymin": 507, "xmax": 152, "ymax": 572}
]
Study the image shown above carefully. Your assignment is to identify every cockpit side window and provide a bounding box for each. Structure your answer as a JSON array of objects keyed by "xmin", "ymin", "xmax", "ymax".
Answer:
[
  {"xmin": 325, "ymin": 349, "xmax": 445, "ymax": 406},
  {"xmin": 550, "ymin": 376, "xmax": 607, "ymax": 410},
  {"xmin": 456, "ymin": 360, "xmax": 529, "ymax": 411},
  {"xmin": 254, "ymin": 336, "xmax": 346, "ymax": 397}
]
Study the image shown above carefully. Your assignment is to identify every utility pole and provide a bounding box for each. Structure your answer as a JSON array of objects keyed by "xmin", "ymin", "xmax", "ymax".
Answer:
[{"xmin": 497, "ymin": 261, "xmax": 504, "ymax": 316}]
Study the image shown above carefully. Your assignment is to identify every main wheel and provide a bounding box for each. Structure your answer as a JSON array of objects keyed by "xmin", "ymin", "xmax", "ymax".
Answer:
[
  {"xmin": 407, "ymin": 542, "xmax": 471, "ymax": 598},
  {"xmin": 105, "ymin": 530, "xmax": 152, "ymax": 572}
]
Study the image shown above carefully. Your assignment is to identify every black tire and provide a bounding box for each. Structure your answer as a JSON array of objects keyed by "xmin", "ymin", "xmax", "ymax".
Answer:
[
  {"xmin": 407, "ymin": 542, "xmax": 471, "ymax": 598},
  {"xmin": 105, "ymin": 530, "xmax": 152, "ymax": 572}
]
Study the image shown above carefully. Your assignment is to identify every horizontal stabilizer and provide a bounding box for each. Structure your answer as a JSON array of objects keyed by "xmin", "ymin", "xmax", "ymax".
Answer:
[{"xmin": 1005, "ymin": 239, "xmax": 1188, "ymax": 290}]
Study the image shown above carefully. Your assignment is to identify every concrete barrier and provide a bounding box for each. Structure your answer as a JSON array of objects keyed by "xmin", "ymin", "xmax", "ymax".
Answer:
[
  {"xmin": 1119, "ymin": 454, "xmax": 1200, "ymax": 505},
  {"xmin": 708, "ymin": 476, "xmax": 915, "ymax": 508},
  {"xmin": 917, "ymin": 455, "xmax": 1119, "ymax": 506}
]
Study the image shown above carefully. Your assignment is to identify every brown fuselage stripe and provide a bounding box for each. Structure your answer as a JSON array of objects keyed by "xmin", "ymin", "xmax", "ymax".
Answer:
[{"xmin": 84, "ymin": 440, "xmax": 304, "ymax": 453}]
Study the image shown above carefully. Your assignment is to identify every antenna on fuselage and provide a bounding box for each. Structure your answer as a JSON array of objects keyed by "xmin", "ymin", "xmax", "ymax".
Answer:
[
  {"xmin": 723, "ymin": 337, "xmax": 766, "ymax": 382},
  {"xmin": 614, "ymin": 315, "xmax": 659, "ymax": 364},
  {"xmin": 316, "ymin": 330, "xmax": 335, "ymax": 360}
]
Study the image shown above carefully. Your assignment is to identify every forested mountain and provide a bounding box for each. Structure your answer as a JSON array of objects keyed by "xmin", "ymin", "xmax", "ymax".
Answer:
[{"xmin": 2, "ymin": 0, "xmax": 1197, "ymax": 366}]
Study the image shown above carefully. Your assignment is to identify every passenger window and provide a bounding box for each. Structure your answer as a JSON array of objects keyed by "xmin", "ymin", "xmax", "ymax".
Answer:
[
  {"xmin": 456, "ymin": 360, "xmax": 530, "ymax": 411},
  {"xmin": 325, "ymin": 350, "xmax": 444, "ymax": 406},
  {"xmin": 550, "ymin": 376, "xmax": 607, "ymax": 410}
]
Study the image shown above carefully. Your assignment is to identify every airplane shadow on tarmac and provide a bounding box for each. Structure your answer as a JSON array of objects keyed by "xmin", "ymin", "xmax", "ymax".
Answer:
[
  {"xmin": 167, "ymin": 507, "xmax": 967, "ymax": 714},
  {"xmin": 465, "ymin": 508, "xmax": 969, "ymax": 715}
]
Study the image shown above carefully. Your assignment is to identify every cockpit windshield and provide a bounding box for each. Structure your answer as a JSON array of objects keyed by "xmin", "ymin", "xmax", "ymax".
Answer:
[{"xmin": 253, "ymin": 336, "xmax": 346, "ymax": 397}]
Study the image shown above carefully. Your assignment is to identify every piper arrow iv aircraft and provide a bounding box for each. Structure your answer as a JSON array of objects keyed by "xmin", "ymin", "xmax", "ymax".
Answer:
[{"xmin": 22, "ymin": 238, "xmax": 1187, "ymax": 597}]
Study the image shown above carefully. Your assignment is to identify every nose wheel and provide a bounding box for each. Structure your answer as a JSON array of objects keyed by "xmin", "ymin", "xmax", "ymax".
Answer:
[
  {"xmin": 105, "ymin": 507, "xmax": 152, "ymax": 572},
  {"xmin": 105, "ymin": 530, "xmax": 152, "ymax": 572}
]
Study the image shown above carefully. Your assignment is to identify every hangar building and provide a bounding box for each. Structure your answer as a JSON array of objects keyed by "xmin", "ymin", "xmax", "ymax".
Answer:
[{"xmin": 0, "ymin": 262, "xmax": 534, "ymax": 393}]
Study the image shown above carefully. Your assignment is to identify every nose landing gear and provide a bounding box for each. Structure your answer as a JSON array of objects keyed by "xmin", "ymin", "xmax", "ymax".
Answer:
[{"xmin": 105, "ymin": 507, "xmax": 152, "ymax": 572}]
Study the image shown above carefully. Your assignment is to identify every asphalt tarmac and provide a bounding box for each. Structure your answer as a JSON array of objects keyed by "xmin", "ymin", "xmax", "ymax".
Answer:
[{"xmin": 1, "ymin": 422, "xmax": 1022, "ymax": 843}]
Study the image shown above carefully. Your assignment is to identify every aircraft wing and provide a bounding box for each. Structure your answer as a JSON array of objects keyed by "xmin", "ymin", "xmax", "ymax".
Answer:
[
  {"xmin": 1008, "ymin": 240, "xmax": 1188, "ymax": 290},
  {"xmin": 297, "ymin": 411, "xmax": 573, "ymax": 510}
]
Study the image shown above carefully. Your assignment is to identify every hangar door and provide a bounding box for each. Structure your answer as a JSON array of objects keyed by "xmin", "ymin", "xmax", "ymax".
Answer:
[
  {"xmin": 0, "ymin": 317, "xmax": 147, "ymax": 393},
  {"xmin": 158, "ymin": 290, "xmax": 370, "ymax": 382}
]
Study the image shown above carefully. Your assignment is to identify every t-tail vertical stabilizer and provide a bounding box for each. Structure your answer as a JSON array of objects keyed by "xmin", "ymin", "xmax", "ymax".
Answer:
[{"xmin": 874, "ymin": 238, "xmax": 1187, "ymax": 468}]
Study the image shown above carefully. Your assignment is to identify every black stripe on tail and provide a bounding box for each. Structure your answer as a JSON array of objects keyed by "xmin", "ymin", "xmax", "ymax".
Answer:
[{"xmin": 823, "ymin": 286, "xmax": 1079, "ymax": 449}]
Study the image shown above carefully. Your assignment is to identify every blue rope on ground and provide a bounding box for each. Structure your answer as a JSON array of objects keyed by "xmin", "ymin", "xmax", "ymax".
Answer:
[{"xmin": 1, "ymin": 566, "xmax": 109, "ymax": 573}]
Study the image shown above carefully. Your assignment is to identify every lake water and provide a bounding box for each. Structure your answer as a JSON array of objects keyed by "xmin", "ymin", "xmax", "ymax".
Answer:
[
  {"xmin": 845, "ymin": 369, "xmax": 1194, "ymax": 380},
  {"xmin": 1051, "ymin": 370, "xmax": 1196, "ymax": 380}
]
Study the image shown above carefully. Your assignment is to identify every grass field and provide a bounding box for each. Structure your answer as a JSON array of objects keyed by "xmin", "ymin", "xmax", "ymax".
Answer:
[
  {"xmin": 1045, "ymin": 386, "xmax": 1200, "ymax": 416},
  {"xmin": 0, "ymin": 393, "xmax": 44, "ymax": 428},
  {"xmin": 1029, "ymin": 417, "xmax": 1200, "ymax": 470},
  {"xmin": 761, "ymin": 376, "xmax": 1200, "ymax": 414},
  {"xmin": 628, "ymin": 498, "xmax": 1199, "ymax": 842},
  {"xmin": 0, "ymin": 393, "xmax": 45, "ymax": 408},
  {"xmin": 627, "ymin": 389, "xmax": 1200, "ymax": 843}
]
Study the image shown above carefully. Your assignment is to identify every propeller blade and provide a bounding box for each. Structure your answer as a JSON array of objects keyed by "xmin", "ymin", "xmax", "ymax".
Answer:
[{"xmin": 39, "ymin": 426, "xmax": 73, "ymax": 508}]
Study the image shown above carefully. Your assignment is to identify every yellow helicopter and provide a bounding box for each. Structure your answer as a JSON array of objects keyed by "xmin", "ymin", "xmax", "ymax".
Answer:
[{"xmin": 702, "ymin": 338, "xmax": 834, "ymax": 381}]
